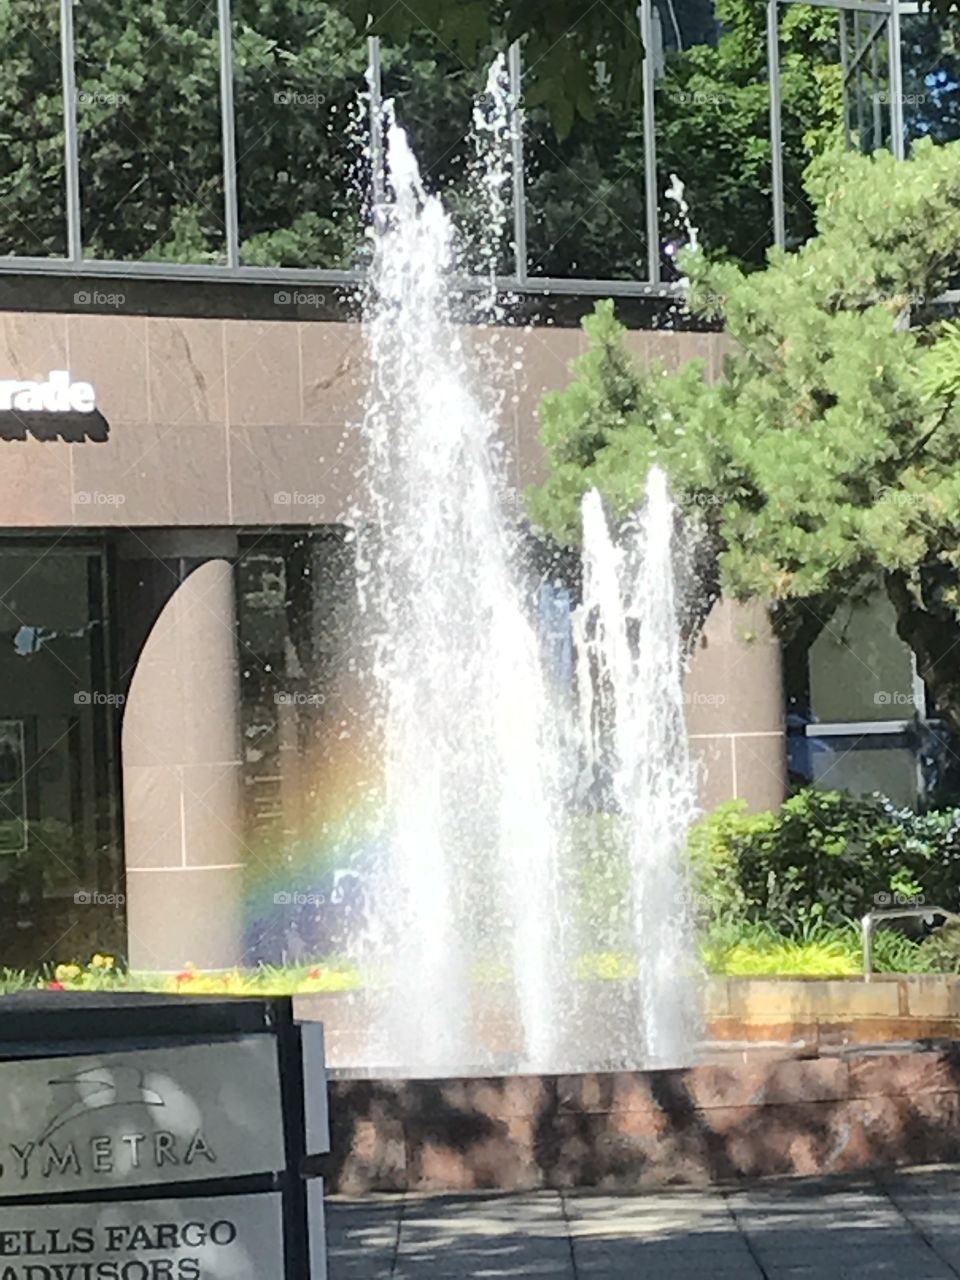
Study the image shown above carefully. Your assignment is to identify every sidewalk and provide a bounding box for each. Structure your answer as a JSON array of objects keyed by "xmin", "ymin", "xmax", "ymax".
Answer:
[{"xmin": 326, "ymin": 1164, "xmax": 960, "ymax": 1278}]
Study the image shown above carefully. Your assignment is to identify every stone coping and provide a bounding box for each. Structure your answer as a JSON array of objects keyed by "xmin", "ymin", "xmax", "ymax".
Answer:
[{"xmin": 294, "ymin": 978, "xmax": 960, "ymax": 1070}]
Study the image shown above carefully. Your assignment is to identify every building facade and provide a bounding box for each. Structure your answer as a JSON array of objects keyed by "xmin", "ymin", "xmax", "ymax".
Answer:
[
  {"xmin": 0, "ymin": 289, "xmax": 785, "ymax": 972},
  {"xmin": 0, "ymin": 0, "xmax": 952, "ymax": 973}
]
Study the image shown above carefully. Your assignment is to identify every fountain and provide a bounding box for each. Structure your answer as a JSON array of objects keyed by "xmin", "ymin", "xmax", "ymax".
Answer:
[
  {"xmin": 286, "ymin": 67, "xmax": 960, "ymax": 1203},
  {"xmin": 575, "ymin": 479, "xmax": 700, "ymax": 1068},
  {"xmin": 346, "ymin": 66, "xmax": 699, "ymax": 1077}
]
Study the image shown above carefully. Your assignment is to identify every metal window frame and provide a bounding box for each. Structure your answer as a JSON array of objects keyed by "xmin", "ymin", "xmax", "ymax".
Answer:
[
  {"xmin": 4, "ymin": 0, "xmax": 922, "ymax": 293},
  {"xmin": 770, "ymin": 0, "xmax": 918, "ymax": 246}
]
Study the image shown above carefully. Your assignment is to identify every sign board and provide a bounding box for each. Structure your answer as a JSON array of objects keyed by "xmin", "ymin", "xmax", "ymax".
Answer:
[
  {"xmin": 0, "ymin": 372, "xmax": 95, "ymax": 415},
  {"xmin": 0, "ymin": 1039, "xmax": 285, "ymax": 1197},
  {"xmin": 0, "ymin": 1192, "xmax": 284, "ymax": 1280}
]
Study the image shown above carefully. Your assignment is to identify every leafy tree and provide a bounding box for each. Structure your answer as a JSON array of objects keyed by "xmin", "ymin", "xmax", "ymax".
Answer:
[{"xmin": 528, "ymin": 137, "xmax": 960, "ymax": 736}]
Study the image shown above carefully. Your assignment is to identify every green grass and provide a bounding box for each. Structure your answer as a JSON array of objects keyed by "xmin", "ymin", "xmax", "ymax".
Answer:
[
  {"xmin": 0, "ymin": 920, "xmax": 937, "ymax": 995},
  {"xmin": 702, "ymin": 920, "xmax": 933, "ymax": 977}
]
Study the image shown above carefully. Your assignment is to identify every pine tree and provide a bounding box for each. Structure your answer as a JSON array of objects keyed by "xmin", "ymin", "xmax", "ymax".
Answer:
[{"xmin": 529, "ymin": 138, "xmax": 960, "ymax": 734}]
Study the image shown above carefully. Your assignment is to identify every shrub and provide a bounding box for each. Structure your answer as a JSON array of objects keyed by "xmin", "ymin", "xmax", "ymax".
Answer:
[
  {"xmin": 917, "ymin": 922, "xmax": 960, "ymax": 973},
  {"xmin": 688, "ymin": 788, "xmax": 960, "ymax": 933}
]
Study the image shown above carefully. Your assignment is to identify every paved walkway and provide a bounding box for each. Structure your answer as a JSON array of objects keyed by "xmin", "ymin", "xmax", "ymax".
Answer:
[{"xmin": 326, "ymin": 1165, "xmax": 960, "ymax": 1278}]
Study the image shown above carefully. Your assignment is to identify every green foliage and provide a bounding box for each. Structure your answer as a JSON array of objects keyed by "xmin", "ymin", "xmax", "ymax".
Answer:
[
  {"xmin": 0, "ymin": 0, "xmax": 845, "ymax": 275},
  {"xmin": 917, "ymin": 921, "xmax": 960, "ymax": 972},
  {"xmin": 689, "ymin": 789, "xmax": 960, "ymax": 933},
  {"xmin": 702, "ymin": 917, "xmax": 932, "ymax": 976},
  {"xmin": 529, "ymin": 139, "xmax": 960, "ymax": 730},
  {"xmin": 702, "ymin": 920, "xmax": 862, "ymax": 976},
  {"xmin": 528, "ymin": 299, "xmax": 715, "ymax": 541},
  {"xmin": 564, "ymin": 812, "xmax": 631, "ymax": 952},
  {"xmin": 686, "ymin": 798, "xmax": 753, "ymax": 924}
]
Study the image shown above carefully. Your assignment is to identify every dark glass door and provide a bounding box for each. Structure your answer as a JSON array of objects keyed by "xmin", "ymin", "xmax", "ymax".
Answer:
[{"xmin": 0, "ymin": 540, "xmax": 123, "ymax": 969}]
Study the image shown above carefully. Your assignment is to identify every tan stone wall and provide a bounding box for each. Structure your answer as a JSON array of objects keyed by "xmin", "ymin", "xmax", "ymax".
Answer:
[
  {"xmin": 685, "ymin": 597, "xmax": 786, "ymax": 814},
  {"xmin": 0, "ymin": 311, "xmax": 727, "ymax": 525},
  {"xmin": 0, "ymin": 308, "xmax": 781, "ymax": 816}
]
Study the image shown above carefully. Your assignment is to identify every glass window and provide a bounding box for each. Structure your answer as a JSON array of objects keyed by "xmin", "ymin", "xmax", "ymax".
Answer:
[
  {"xmin": 780, "ymin": 5, "xmax": 843, "ymax": 250},
  {"xmin": 785, "ymin": 592, "xmax": 932, "ymax": 805},
  {"xmin": 901, "ymin": 11, "xmax": 960, "ymax": 148},
  {"xmin": 524, "ymin": 86, "xmax": 648, "ymax": 282},
  {"xmin": 0, "ymin": 542, "xmax": 122, "ymax": 968},
  {"xmin": 807, "ymin": 594, "xmax": 917, "ymax": 725},
  {"xmin": 235, "ymin": 3, "xmax": 370, "ymax": 270},
  {"xmin": 808, "ymin": 734, "xmax": 919, "ymax": 807},
  {"xmin": 74, "ymin": 6, "xmax": 225, "ymax": 263},
  {"xmin": 380, "ymin": 32, "xmax": 511, "ymax": 278},
  {"xmin": 841, "ymin": 10, "xmax": 893, "ymax": 156},
  {"xmin": 0, "ymin": 2, "xmax": 67, "ymax": 257},
  {"xmin": 656, "ymin": 0, "xmax": 774, "ymax": 270},
  {"xmin": 237, "ymin": 532, "xmax": 370, "ymax": 965}
]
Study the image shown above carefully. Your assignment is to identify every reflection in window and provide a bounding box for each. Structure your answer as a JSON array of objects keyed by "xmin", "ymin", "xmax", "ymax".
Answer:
[
  {"xmin": 235, "ymin": 3, "xmax": 369, "ymax": 270},
  {"xmin": 656, "ymin": 2, "xmax": 841, "ymax": 267},
  {"xmin": 74, "ymin": 6, "xmax": 225, "ymax": 263},
  {"xmin": 0, "ymin": 543, "xmax": 123, "ymax": 968},
  {"xmin": 525, "ymin": 94, "xmax": 648, "ymax": 281},
  {"xmin": 841, "ymin": 10, "xmax": 892, "ymax": 156},
  {"xmin": 0, "ymin": 2, "xmax": 67, "ymax": 257},
  {"xmin": 381, "ymin": 33, "xmax": 510, "ymax": 278},
  {"xmin": 804, "ymin": 733, "xmax": 920, "ymax": 808},
  {"xmin": 237, "ymin": 532, "xmax": 372, "ymax": 964},
  {"xmin": 785, "ymin": 592, "xmax": 935, "ymax": 808},
  {"xmin": 902, "ymin": 12, "xmax": 960, "ymax": 147}
]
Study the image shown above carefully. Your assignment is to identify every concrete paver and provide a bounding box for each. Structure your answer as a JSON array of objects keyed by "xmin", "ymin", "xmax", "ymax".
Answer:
[{"xmin": 326, "ymin": 1165, "xmax": 960, "ymax": 1279}]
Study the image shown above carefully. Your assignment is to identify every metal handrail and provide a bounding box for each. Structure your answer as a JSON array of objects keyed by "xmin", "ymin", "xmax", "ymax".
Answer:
[{"xmin": 861, "ymin": 906, "xmax": 960, "ymax": 978}]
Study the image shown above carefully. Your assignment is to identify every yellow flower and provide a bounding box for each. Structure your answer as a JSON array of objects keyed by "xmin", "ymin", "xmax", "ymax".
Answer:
[
  {"xmin": 90, "ymin": 954, "xmax": 116, "ymax": 971},
  {"xmin": 54, "ymin": 964, "xmax": 82, "ymax": 983}
]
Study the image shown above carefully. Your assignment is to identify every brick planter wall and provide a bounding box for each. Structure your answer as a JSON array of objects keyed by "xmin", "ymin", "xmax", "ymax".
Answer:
[{"xmin": 311, "ymin": 1044, "xmax": 960, "ymax": 1194}]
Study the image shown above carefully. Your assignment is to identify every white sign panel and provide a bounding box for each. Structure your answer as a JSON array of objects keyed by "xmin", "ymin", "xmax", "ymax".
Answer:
[
  {"xmin": 0, "ymin": 1192, "xmax": 284, "ymax": 1280},
  {"xmin": 299, "ymin": 1023, "xmax": 329, "ymax": 1157},
  {"xmin": 0, "ymin": 1039, "xmax": 285, "ymax": 1197}
]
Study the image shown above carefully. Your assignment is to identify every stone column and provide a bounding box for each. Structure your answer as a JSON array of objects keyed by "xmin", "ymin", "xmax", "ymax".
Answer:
[
  {"xmin": 684, "ymin": 597, "xmax": 786, "ymax": 813},
  {"xmin": 119, "ymin": 531, "xmax": 244, "ymax": 970}
]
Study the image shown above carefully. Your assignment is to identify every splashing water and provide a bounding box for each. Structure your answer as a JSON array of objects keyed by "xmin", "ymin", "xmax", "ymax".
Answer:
[
  {"xmin": 349, "ymin": 71, "xmax": 700, "ymax": 1075},
  {"xmin": 576, "ymin": 475, "xmax": 700, "ymax": 1067},
  {"xmin": 664, "ymin": 172, "xmax": 699, "ymax": 255},
  {"xmin": 354, "ymin": 92, "xmax": 564, "ymax": 1072}
]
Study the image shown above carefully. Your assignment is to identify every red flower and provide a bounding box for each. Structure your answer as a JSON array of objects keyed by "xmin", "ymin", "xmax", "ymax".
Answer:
[
  {"xmin": 307, "ymin": 967, "xmax": 326, "ymax": 980},
  {"xmin": 174, "ymin": 970, "xmax": 195, "ymax": 985},
  {"xmin": 47, "ymin": 981, "xmax": 65, "ymax": 991}
]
